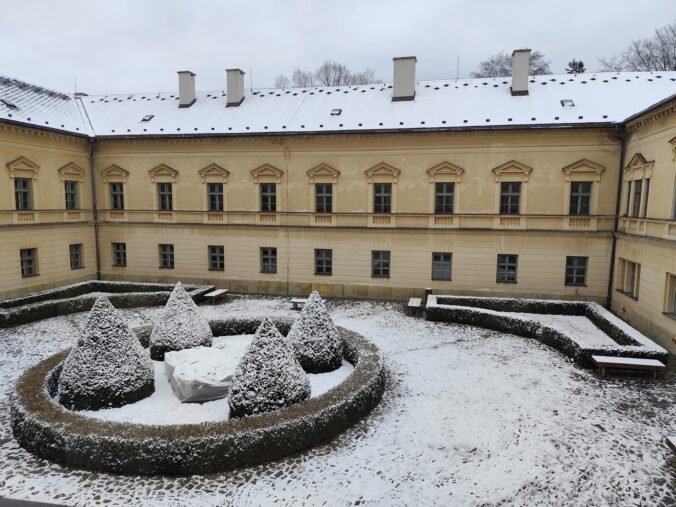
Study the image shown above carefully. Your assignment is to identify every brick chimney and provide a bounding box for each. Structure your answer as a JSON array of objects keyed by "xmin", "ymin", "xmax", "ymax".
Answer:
[
  {"xmin": 392, "ymin": 56, "xmax": 416, "ymax": 102},
  {"xmin": 510, "ymin": 49, "xmax": 531, "ymax": 96},
  {"xmin": 177, "ymin": 71, "xmax": 196, "ymax": 108},
  {"xmin": 226, "ymin": 68, "xmax": 245, "ymax": 107}
]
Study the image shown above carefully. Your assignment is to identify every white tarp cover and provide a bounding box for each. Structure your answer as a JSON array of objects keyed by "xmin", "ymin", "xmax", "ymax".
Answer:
[{"xmin": 164, "ymin": 347, "xmax": 240, "ymax": 403}]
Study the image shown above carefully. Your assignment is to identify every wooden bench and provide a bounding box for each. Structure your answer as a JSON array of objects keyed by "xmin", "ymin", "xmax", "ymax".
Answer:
[
  {"xmin": 591, "ymin": 355, "xmax": 666, "ymax": 379},
  {"xmin": 666, "ymin": 436, "xmax": 676, "ymax": 454},
  {"xmin": 204, "ymin": 289, "xmax": 229, "ymax": 304},
  {"xmin": 290, "ymin": 298, "xmax": 307, "ymax": 310},
  {"xmin": 407, "ymin": 297, "xmax": 422, "ymax": 316}
]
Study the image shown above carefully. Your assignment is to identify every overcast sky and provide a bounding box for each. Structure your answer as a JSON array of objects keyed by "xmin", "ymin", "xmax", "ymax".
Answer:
[{"xmin": 1, "ymin": 0, "xmax": 673, "ymax": 95}]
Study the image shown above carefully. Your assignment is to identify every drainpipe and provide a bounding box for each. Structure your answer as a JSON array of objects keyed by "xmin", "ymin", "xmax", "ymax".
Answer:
[
  {"xmin": 607, "ymin": 126, "xmax": 626, "ymax": 306},
  {"xmin": 88, "ymin": 138, "xmax": 101, "ymax": 280}
]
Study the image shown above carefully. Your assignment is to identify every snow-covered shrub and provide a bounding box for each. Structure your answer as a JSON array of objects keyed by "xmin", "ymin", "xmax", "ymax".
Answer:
[
  {"xmin": 286, "ymin": 291, "xmax": 343, "ymax": 373},
  {"xmin": 148, "ymin": 282, "xmax": 212, "ymax": 360},
  {"xmin": 58, "ymin": 297, "xmax": 154, "ymax": 411},
  {"xmin": 229, "ymin": 318, "xmax": 310, "ymax": 418}
]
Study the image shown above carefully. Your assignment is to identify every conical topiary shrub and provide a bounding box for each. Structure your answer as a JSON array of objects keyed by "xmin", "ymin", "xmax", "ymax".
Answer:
[
  {"xmin": 286, "ymin": 291, "xmax": 343, "ymax": 373},
  {"xmin": 58, "ymin": 297, "xmax": 154, "ymax": 411},
  {"xmin": 229, "ymin": 318, "xmax": 310, "ymax": 418},
  {"xmin": 148, "ymin": 282, "xmax": 212, "ymax": 360}
]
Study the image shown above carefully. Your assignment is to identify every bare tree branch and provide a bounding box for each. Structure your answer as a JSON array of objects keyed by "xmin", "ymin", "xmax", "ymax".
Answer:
[
  {"xmin": 470, "ymin": 51, "xmax": 552, "ymax": 78},
  {"xmin": 598, "ymin": 22, "xmax": 676, "ymax": 72}
]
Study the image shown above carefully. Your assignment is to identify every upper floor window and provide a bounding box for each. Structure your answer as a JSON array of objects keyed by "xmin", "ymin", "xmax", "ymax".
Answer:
[
  {"xmin": 14, "ymin": 178, "xmax": 32, "ymax": 210},
  {"xmin": 432, "ymin": 252, "xmax": 452, "ymax": 280},
  {"xmin": 208, "ymin": 183, "xmax": 224, "ymax": 212},
  {"xmin": 110, "ymin": 182, "xmax": 125, "ymax": 210},
  {"xmin": 569, "ymin": 182, "xmax": 591, "ymax": 216},
  {"xmin": 435, "ymin": 182, "xmax": 454, "ymax": 214},
  {"xmin": 373, "ymin": 183, "xmax": 392, "ymax": 214},
  {"xmin": 260, "ymin": 183, "xmax": 276, "ymax": 212},
  {"xmin": 159, "ymin": 243, "xmax": 175, "ymax": 269},
  {"xmin": 565, "ymin": 256, "xmax": 587, "ymax": 286},
  {"xmin": 500, "ymin": 182, "xmax": 521, "ymax": 215},
  {"xmin": 20, "ymin": 248, "xmax": 37, "ymax": 277},
  {"xmin": 315, "ymin": 183, "xmax": 333, "ymax": 213},
  {"xmin": 631, "ymin": 179, "xmax": 642, "ymax": 217},
  {"xmin": 64, "ymin": 181, "xmax": 79, "ymax": 210},
  {"xmin": 158, "ymin": 183, "xmax": 173, "ymax": 211},
  {"xmin": 641, "ymin": 178, "xmax": 650, "ymax": 218},
  {"xmin": 496, "ymin": 254, "xmax": 518, "ymax": 283},
  {"xmin": 69, "ymin": 244, "xmax": 83, "ymax": 270}
]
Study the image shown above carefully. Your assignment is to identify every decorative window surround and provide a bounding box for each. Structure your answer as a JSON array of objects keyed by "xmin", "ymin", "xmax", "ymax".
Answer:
[
  {"xmin": 148, "ymin": 163, "xmax": 179, "ymax": 183},
  {"xmin": 99, "ymin": 164, "xmax": 129, "ymax": 184},
  {"xmin": 6, "ymin": 156, "xmax": 40, "ymax": 180},
  {"xmin": 561, "ymin": 159, "xmax": 605, "ymax": 216},
  {"xmin": 366, "ymin": 163, "xmax": 400, "ymax": 219},
  {"xmin": 491, "ymin": 160, "xmax": 532, "ymax": 217},
  {"xmin": 250, "ymin": 164, "xmax": 284, "ymax": 217},
  {"xmin": 427, "ymin": 161, "xmax": 464, "ymax": 215},
  {"xmin": 307, "ymin": 163, "xmax": 340, "ymax": 215},
  {"xmin": 57, "ymin": 162, "xmax": 86, "ymax": 182},
  {"xmin": 199, "ymin": 163, "xmax": 229, "ymax": 211},
  {"xmin": 623, "ymin": 153, "xmax": 654, "ymax": 218}
]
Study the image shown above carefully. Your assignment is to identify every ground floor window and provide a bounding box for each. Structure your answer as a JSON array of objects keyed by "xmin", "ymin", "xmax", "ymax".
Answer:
[
  {"xmin": 315, "ymin": 249, "xmax": 332, "ymax": 276},
  {"xmin": 112, "ymin": 243, "xmax": 126, "ymax": 267},
  {"xmin": 69, "ymin": 244, "xmax": 83, "ymax": 270},
  {"xmin": 617, "ymin": 258, "xmax": 640, "ymax": 299},
  {"xmin": 664, "ymin": 273, "xmax": 676, "ymax": 316},
  {"xmin": 20, "ymin": 248, "xmax": 37, "ymax": 277},
  {"xmin": 208, "ymin": 245, "xmax": 224, "ymax": 271},
  {"xmin": 260, "ymin": 247, "xmax": 277, "ymax": 273},
  {"xmin": 159, "ymin": 244, "xmax": 175, "ymax": 269},
  {"xmin": 371, "ymin": 250, "xmax": 390, "ymax": 278},
  {"xmin": 565, "ymin": 256, "xmax": 587, "ymax": 286},
  {"xmin": 496, "ymin": 254, "xmax": 518, "ymax": 283},
  {"xmin": 431, "ymin": 252, "xmax": 452, "ymax": 280}
]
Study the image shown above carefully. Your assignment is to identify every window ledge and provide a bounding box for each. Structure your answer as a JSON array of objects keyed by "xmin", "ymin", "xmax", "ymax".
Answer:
[
  {"xmin": 371, "ymin": 275, "xmax": 390, "ymax": 279},
  {"xmin": 496, "ymin": 280, "xmax": 518, "ymax": 284},
  {"xmin": 661, "ymin": 312, "xmax": 676, "ymax": 321},
  {"xmin": 112, "ymin": 264, "xmax": 127, "ymax": 268},
  {"xmin": 158, "ymin": 266, "xmax": 175, "ymax": 270},
  {"xmin": 260, "ymin": 270, "xmax": 277, "ymax": 274},
  {"xmin": 314, "ymin": 272, "xmax": 332, "ymax": 276},
  {"xmin": 565, "ymin": 283, "xmax": 587, "ymax": 287},
  {"xmin": 70, "ymin": 266, "xmax": 85, "ymax": 271},
  {"xmin": 21, "ymin": 273, "xmax": 39, "ymax": 279},
  {"xmin": 431, "ymin": 277, "xmax": 452, "ymax": 281},
  {"xmin": 615, "ymin": 289, "xmax": 638, "ymax": 301},
  {"xmin": 208, "ymin": 268, "xmax": 225, "ymax": 272}
]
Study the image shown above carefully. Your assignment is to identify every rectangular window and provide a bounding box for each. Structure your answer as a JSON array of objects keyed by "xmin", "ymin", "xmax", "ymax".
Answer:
[
  {"xmin": 499, "ymin": 182, "xmax": 521, "ymax": 215},
  {"xmin": 373, "ymin": 183, "xmax": 392, "ymax": 214},
  {"xmin": 371, "ymin": 250, "xmax": 390, "ymax": 278},
  {"xmin": 112, "ymin": 242, "xmax": 127, "ymax": 267},
  {"xmin": 69, "ymin": 244, "xmax": 83, "ymax": 270},
  {"xmin": 664, "ymin": 273, "xmax": 676, "ymax": 316},
  {"xmin": 565, "ymin": 256, "xmax": 587, "ymax": 286},
  {"xmin": 432, "ymin": 252, "xmax": 452, "ymax": 280},
  {"xmin": 625, "ymin": 181, "xmax": 632, "ymax": 216},
  {"xmin": 618, "ymin": 259, "xmax": 640, "ymax": 299},
  {"xmin": 496, "ymin": 254, "xmax": 518, "ymax": 283},
  {"xmin": 207, "ymin": 183, "xmax": 224, "ymax": 212},
  {"xmin": 14, "ymin": 178, "xmax": 32, "ymax": 210},
  {"xmin": 569, "ymin": 182, "xmax": 592, "ymax": 216},
  {"xmin": 434, "ymin": 182, "xmax": 455, "ymax": 214},
  {"xmin": 315, "ymin": 248, "xmax": 332, "ymax": 276},
  {"xmin": 110, "ymin": 183, "xmax": 125, "ymax": 210},
  {"xmin": 631, "ymin": 179, "xmax": 642, "ymax": 217},
  {"xmin": 19, "ymin": 248, "xmax": 37, "ymax": 277},
  {"xmin": 641, "ymin": 178, "xmax": 650, "ymax": 218},
  {"xmin": 315, "ymin": 183, "xmax": 333, "ymax": 213},
  {"xmin": 159, "ymin": 244, "xmax": 174, "ymax": 269},
  {"xmin": 158, "ymin": 183, "xmax": 173, "ymax": 211},
  {"xmin": 208, "ymin": 245, "xmax": 224, "ymax": 271},
  {"xmin": 260, "ymin": 183, "xmax": 276, "ymax": 212},
  {"xmin": 64, "ymin": 181, "xmax": 79, "ymax": 210},
  {"xmin": 260, "ymin": 247, "xmax": 277, "ymax": 273}
]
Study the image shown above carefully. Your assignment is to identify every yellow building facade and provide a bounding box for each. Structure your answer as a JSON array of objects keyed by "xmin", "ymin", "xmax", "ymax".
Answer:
[{"xmin": 0, "ymin": 66, "xmax": 674, "ymax": 352}]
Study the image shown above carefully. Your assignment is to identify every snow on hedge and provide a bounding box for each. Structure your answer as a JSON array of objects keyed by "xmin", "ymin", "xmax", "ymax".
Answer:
[
  {"xmin": 229, "ymin": 318, "xmax": 310, "ymax": 418},
  {"xmin": 148, "ymin": 282, "xmax": 212, "ymax": 360},
  {"xmin": 57, "ymin": 297, "xmax": 154, "ymax": 411},
  {"xmin": 287, "ymin": 291, "xmax": 343, "ymax": 373}
]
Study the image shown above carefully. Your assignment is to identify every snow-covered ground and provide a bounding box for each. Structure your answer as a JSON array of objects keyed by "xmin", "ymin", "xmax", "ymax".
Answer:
[{"xmin": 0, "ymin": 296, "xmax": 674, "ymax": 506}]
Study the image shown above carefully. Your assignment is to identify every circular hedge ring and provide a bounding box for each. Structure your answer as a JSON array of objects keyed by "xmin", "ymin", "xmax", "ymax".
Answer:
[{"xmin": 11, "ymin": 327, "xmax": 385, "ymax": 476}]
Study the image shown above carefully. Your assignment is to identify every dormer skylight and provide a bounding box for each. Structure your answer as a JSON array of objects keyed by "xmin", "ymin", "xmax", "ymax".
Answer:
[
  {"xmin": 560, "ymin": 99, "xmax": 575, "ymax": 108},
  {"xmin": 1, "ymin": 98, "xmax": 18, "ymax": 110},
  {"xmin": 330, "ymin": 108, "xmax": 342, "ymax": 116},
  {"xmin": 141, "ymin": 114, "xmax": 154, "ymax": 122}
]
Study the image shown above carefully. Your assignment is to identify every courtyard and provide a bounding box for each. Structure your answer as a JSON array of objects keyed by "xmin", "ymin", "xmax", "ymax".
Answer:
[{"xmin": 0, "ymin": 295, "xmax": 673, "ymax": 506}]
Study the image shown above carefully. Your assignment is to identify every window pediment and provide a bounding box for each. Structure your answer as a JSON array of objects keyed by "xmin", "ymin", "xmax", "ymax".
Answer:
[
  {"xmin": 57, "ymin": 162, "xmax": 86, "ymax": 182},
  {"xmin": 6, "ymin": 156, "xmax": 40, "ymax": 179},
  {"xmin": 624, "ymin": 153, "xmax": 654, "ymax": 179},
  {"xmin": 426, "ymin": 161, "xmax": 465, "ymax": 183},
  {"xmin": 561, "ymin": 159, "xmax": 606, "ymax": 182},
  {"xmin": 491, "ymin": 160, "xmax": 533, "ymax": 182},
  {"xmin": 250, "ymin": 164, "xmax": 283, "ymax": 183},
  {"xmin": 100, "ymin": 164, "xmax": 129, "ymax": 183},
  {"xmin": 148, "ymin": 163, "xmax": 179, "ymax": 183},
  {"xmin": 365, "ymin": 162, "xmax": 401, "ymax": 183},
  {"xmin": 307, "ymin": 163, "xmax": 340, "ymax": 183},
  {"xmin": 199, "ymin": 163, "xmax": 230, "ymax": 183}
]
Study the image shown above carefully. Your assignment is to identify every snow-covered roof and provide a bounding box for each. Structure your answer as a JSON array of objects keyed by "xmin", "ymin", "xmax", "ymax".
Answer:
[
  {"xmin": 0, "ymin": 76, "xmax": 93, "ymax": 136},
  {"xmin": 2, "ymin": 72, "xmax": 675, "ymax": 139}
]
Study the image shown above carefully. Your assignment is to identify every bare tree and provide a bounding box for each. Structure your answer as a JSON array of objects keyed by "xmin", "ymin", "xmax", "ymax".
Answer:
[
  {"xmin": 565, "ymin": 59, "xmax": 586, "ymax": 74},
  {"xmin": 274, "ymin": 75, "xmax": 290, "ymax": 89},
  {"xmin": 471, "ymin": 51, "xmax": 552, "ymax": 78},
  {"xmin": 599, "ymin": 22, "xmax": 676, "ymax": 72},
  {"xmin": 275, "ymin": 61, "xmax": 380, "ymax": 88}
]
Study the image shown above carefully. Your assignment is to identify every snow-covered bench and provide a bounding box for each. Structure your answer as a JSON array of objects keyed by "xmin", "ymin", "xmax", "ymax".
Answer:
[
  {"xmin": 667, "ymin": 436, "xmax": 676, "ymax": 454},
  {"xmin": 407, "ymin": 298, "xmax": 422, "ymax": 316},
  {"xmin": 592, "ymin": 355, "xmax": 666, "ymax": 379},
  {"xmin": 204, "ymin": 288, "xmax": 229, "ymax": 304},
  {"xmin": 290, "ymin": 298, "xmax": 307, "ymax": 310}
]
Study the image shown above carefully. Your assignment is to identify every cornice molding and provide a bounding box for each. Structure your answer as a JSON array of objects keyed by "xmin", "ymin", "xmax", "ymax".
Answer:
[
  {"xmin": 365, "ymin": 162, "xmax": 401, "ymax": 183},
  {"xmin": 426, "ymin": 161, "xmax": 465, "ymax": 183},
  {"xmin": 57, "ymin": 162, "xmax": 86, "ymax": 182},
  {"xmin": 561, "ymin": 159, "xmax": 606, "ymax": 182},
  {"xmin": 626, "ymin": 102, "xmax": 676, "ymax": 132},
  {"xmin": 198, "ymin": 163, "xmax": 230, "ymax": 183},
  {"xmin": 250, "ymin": 163, "xmax": 283, "ymax": 183},
  {"xmin": 148, "ymin": 163, "xmax": 179, "ymax": 183},
  {"xmin": 491, "ymin": 160, "xmax": 533, "ymax": 182},
  {"xmin": 306, "ymin": 163, "xmax": 340, "ymax": 183},
  {"xmin": 99, "ymin": 164, "xmax": 129, "ymax": 183},
  {"xmin": 6, "ymin": 156, "xmax": 40, "ymax": 179},
  {"xmin": 0, "ymin": 121, "xmax": 89, "ymax": 145}
]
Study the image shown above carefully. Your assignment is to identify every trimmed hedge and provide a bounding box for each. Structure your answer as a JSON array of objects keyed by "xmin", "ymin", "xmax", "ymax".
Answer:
[
  {"xmin": 11, "ymin": 327, "xmax": 385, "ymax": 476},
  {"xmin": 0, "ymin": 281, "xmax": 213, "ymax": 328}
]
